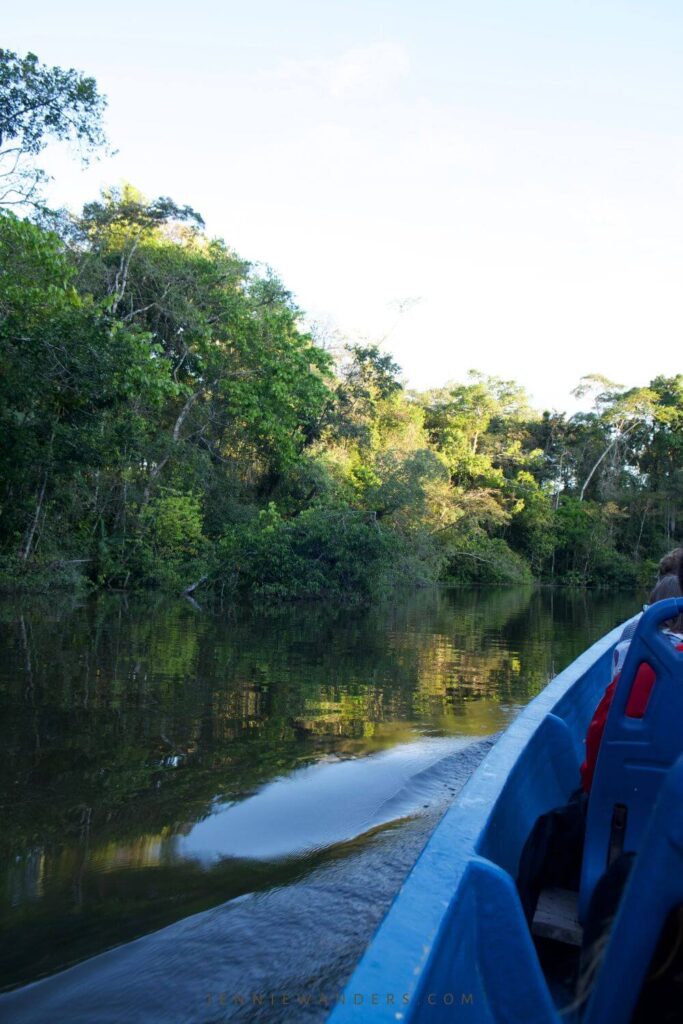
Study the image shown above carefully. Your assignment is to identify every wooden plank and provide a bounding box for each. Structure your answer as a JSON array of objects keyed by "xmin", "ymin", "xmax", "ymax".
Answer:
[{"xmin": 532, "ymin": 887, "xmax": 583, "ymax": 947}]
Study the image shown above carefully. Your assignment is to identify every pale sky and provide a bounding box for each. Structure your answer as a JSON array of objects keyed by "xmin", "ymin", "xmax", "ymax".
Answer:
[{"xmin": 5, "ymin": 0, "xmax": 683, "ymax": 412}]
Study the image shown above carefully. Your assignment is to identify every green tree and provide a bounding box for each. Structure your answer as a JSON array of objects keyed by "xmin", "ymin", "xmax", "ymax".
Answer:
[
  {"xmin": 70, "ymin": 187, "xmax": 334, "ymax": 502},
  {"xmin": 0, "ymin": 49, "xmax": 107, "ymax": 208},
  {"xmin": 0, "ymin": 212, "xmax": 173, "ymax": 572},
  {"xmin": 635, "ymin": 376, "xmax": 683, "ymax": 547},
  {"xmin": 570, "ymin": 375, "xmax": 657, "ymax": 501}
]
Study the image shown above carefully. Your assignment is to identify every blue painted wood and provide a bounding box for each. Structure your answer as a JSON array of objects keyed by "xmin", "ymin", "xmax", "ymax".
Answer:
[
  {"xmin": 583, "ymin": 752, "xmax": 683, "ymax": 1024},
  {"xmin": 328, "ymin": 617, "xmax": 633, "ymax": 1024},
  {"xmin": 579, "ymin": 598, "xmax": 683, "ymax": 921}
]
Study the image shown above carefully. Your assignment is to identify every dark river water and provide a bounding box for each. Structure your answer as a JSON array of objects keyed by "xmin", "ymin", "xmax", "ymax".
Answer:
[{"xmin": 0, "ymin": 586, "xmax": 639, "ymax": 1023}]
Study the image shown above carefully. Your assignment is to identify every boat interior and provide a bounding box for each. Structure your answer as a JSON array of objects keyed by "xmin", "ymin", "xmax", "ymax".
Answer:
[
  {"xmin": 531, "ymin": 598, "xmax": 683, "ymax": 1023},
  {"xmin": 328, "ymin": 597, "xmax": 683, "ymax": 1024}
]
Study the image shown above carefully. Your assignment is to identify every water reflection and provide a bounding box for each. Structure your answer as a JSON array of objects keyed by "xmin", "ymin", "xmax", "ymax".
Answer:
[{"xmin": 0, "ymin": 586, "xmax": 638, "ymax": 992}]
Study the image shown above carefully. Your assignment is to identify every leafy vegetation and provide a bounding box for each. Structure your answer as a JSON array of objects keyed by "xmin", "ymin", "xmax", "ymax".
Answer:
[
  {"xmin": 1, "ymin": 49, "xmax": 681, "ymax": 599},
  {"xmin": 0, "ymin": 48, "xmax": 107, "ymax": 208}
]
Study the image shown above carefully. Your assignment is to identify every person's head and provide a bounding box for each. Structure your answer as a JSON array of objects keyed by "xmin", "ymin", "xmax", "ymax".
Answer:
[
  {"xmin": 659, "ymin": 547, "xmax": 683, "ymax": 578},
  {"xmin": 650, "ymin": 568, "xmax": 683, "ymax": 634},
  {"xmin": 651, "ymin": 574, "xmax": 682, "ymax": 603}
]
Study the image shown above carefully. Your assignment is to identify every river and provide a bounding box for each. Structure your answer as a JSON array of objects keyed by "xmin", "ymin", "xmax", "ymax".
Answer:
[{"xmin": 0, "ymin": 586, "xmax": 639, "ymax": 1022}]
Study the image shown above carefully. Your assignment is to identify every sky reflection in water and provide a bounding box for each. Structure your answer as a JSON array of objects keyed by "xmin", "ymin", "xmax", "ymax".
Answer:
[{"xmin": 0, "ymin": 586, "xmax": 640, "ymax": 1010}]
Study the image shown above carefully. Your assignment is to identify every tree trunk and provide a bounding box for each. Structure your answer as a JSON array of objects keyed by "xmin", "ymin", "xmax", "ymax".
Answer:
[
  {"xmin": 634, "ymin": 502, "xmax": 650, "ymax": 557},
  {"xmin": 579, "ymin": 421, "xmax": 638, "ymax": 501},
  {"xmin": 141, "ymin": 389, "xmax": 206, "ymax": 506},
  {"xmin": 20, "ymin": 471, "xmax": 47, "ymax": 561}
]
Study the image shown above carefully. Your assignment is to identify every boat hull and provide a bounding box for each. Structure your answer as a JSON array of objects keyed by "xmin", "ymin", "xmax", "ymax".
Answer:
[{"xmin": 327, "ymin": 618, "xmax": 632, "ymax": 1024}]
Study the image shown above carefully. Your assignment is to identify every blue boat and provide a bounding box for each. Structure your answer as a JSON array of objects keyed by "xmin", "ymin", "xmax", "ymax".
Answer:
[{"xmin": 328, "ymin": 598, "xmax": 683, "ymax": 1024}]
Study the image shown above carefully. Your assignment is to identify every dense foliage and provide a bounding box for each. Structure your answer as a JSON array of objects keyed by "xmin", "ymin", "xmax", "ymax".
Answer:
[{"xmin": 1, "ymin": 50, "xmax": 681, "ymax": 600}]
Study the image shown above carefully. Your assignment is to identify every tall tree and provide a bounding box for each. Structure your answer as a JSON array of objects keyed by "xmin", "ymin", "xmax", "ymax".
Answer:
[
  {"xmin": 0, "ymin": 212, "xmax": 172, "ymax": 565},
  {"xmin": 0, "ymin": 49, "xmax": 107, "ymax": 208},
  {"xmin": 570, "ymin": 375, "xmax": 657, "ymax": 501}
]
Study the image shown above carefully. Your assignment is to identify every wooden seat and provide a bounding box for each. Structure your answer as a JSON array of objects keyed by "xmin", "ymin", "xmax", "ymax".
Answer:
[{"xmin": 532, "ymin": 887, "xmax": 583, "ymax": 947}]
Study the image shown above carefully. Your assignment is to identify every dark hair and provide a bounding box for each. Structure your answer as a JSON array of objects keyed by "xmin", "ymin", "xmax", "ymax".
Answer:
[
  {"xmin": 649, "ymin": 569, "xmax": 683, "ymax": 633},
  {"xmin": 660, "ymin": 547, "xmax": 683, "ymax": 578},
  {"xmin": 651, "ymin": 574, "xmax": 683, "ymax": 604}
]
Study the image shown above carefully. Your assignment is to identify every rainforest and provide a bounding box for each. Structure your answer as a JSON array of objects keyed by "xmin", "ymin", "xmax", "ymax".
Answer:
[{"xmin": 1, "ymin": 49, "xmax": 682, "ymax": 602}]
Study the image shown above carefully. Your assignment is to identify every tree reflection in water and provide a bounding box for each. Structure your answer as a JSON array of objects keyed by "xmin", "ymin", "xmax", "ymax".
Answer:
[{"xmin": 0, "ymin": 587, "xmax": 638, "ymax": 990}]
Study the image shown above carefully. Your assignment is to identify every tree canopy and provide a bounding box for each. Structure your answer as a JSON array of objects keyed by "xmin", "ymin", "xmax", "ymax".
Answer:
[
  {"xmin": 1, "ymin": 50, "xmax": 681, "ymax": 600},
  {"xmin": 0, "ymin": 48, "xmax": 107, "ymax": 207}
]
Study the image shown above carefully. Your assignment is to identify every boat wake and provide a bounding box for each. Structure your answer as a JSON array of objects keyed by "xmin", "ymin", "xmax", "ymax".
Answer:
[
  {"xmin": 176, "ymin": 735, "xmax": 488, "ymax": 863},
  {"xmin": 0, "ymin": 735, "xmax": 497, "ymax": 1024}
]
